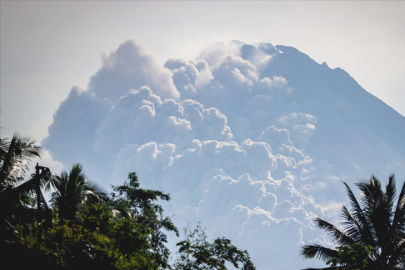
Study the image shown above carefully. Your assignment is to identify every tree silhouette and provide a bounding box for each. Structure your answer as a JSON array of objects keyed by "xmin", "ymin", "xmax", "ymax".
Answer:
[
  {"xmin": 50, "ymin": 163, "xmax": 107, "ymax": 220},
  {"xmin": 174, "ymin": 223, "xmax": 256, "ymax": 270},
  {"xmin": 301, "ymin": 175, "xmax": 405, "ymax": 270},
  {"xmin": 0, "ymin": 133, "xmax": 42, "ymax": 239}
]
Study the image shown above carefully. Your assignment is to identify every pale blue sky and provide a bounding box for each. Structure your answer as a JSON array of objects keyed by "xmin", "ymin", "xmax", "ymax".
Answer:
[{"xmin": 1, "ymin": 1, "xmax": 404, "ymax": 141}]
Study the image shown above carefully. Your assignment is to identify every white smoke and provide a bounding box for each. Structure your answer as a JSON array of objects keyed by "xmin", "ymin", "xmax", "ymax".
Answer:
[
  {"xmin": 88, "ymin": 39, "xmax": 180, "ymax": 102},
  {"xmin": 43, "ymin": 39, "xmax": 405, "ymax": 270}
]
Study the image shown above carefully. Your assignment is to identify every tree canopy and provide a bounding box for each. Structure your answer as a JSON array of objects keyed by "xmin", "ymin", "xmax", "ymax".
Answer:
[{"xmin": 174, "ymin": 223, "xmax": 255, "ymax": 270}]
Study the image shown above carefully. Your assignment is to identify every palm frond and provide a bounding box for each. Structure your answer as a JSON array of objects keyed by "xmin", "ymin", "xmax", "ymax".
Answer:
[
  {"xmin": 83, "ymin": 180, "xmax": 108, "ymax": 201},
  {"xmin": 392, "ymin": 180, "xmax": 405, "ymax": 241},
  {"xmin": 105, "ymin": 199, "xmax": 132, "ymax": 220},
  {"xmin": 0, "ymin": 133, "xmax": 41, "ymax": 188},
  {"xmin": 340, "ymin": 206, "xmax": 365, "ymax": 243},
  {"xmin": 50, "ymin": 163, "xmax": 108, "ymax": 220},
  {"xmin": 356, "ymin": 176, "xmax": 383, "ymax": 214},
  {"xmin": 384, "ymin": 174, "xmax": 397, "ymax": 214},
  {"xmin": 15, "ymin": 177, "xmax": 36, "ymax": 194},
  {"xmin": 342, "ymin": 181, "xmax": 375, "ymax": 245},
  {"xmin": 390, "ymin": 238, "xmax": 405, "ymax": 269},
  {"xmin": 315, "ymin": 217, "xmax": 355, "ymax": 246},
  {"xmin": 301, "ymin": 244, "xmax": 338, "ymax": 262}
]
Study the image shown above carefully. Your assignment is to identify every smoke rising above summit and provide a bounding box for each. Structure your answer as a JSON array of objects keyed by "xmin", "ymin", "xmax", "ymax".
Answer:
[{"xmin": 42, "ymin": 40, "xmax": 405, "ymax": 269}]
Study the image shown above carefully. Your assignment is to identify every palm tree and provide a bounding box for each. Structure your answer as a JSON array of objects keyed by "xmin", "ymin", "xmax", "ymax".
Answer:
[
  {"xmin": 301, "ymin": 175, "xmax": 405, "ymax": 270},
  {"xmin": 0, "ymin": 132, "xmax": 41, "ymax": 193},
  {"xmin": 16, "ymin": 163, "xmax": 55, "ymax": 230},
  {"xmin": 50, "ymin": 163, "xmax": 108, "ymax": 220},
  {"xmin": 0, "ymin": 133, "xmax": 43, "ymax": 235}
]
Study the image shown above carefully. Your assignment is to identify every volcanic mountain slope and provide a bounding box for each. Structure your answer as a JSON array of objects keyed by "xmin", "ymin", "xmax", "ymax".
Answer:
[
  {"xmin": 43, "ymin": 40, "xmax": 405, "ymax": 269},
  {"xmin": 261, "ymin": 44, "xmax": 405, "ymax": 172},
  {"xmin": 235, "ymin": 43, "xmax": 405, "ymax": 201}
]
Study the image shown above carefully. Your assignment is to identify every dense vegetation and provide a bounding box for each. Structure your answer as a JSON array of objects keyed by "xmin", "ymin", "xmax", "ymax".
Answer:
[
  {"xmin": 1, "ymin": 133, "xmax": 255, "ymax": 270},
  {"xmin": 301, "ymin": 175, "xmax": 405, "ymax": 270}
]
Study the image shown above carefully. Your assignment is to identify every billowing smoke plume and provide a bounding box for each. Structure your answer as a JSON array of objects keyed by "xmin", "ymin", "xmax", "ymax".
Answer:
[{"xmin": 43, "ymin": 39, "xmax": 405, "ymax": 269}]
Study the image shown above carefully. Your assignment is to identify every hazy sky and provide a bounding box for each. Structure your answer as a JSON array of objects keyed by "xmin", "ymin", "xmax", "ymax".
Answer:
[
  {"xmin": 2, "ymin": 3, "xmax": 404, "ymax": 267},
  {"xmin": 1, "ymin": 1, "xmax": 404, "ymax": 141}
]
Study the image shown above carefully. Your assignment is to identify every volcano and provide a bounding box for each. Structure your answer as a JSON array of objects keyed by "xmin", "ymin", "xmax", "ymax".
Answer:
[{"xmin": 43, "ymin": 40, "xmax": 405, "ymax": 269}]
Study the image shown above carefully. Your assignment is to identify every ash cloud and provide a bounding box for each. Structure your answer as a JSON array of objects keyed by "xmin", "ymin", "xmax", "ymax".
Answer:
[
  {"xmin": 88, "ymin": 39, "xmax": 180, "ymax": 103},
  {"xmin": 43, "ymin": 39, "xmax": 405, "ymax": 270}
]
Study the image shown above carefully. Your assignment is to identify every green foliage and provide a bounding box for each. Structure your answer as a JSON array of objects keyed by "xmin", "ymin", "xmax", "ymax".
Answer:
[
  {"xmin": 1, "ymin": 132, "xmax": 256, "ymax": 270},
  {"xmin": 111, "ymin": 172, "xmax": 179, "ymax": 269},
  {"xmin": 12, "ymin": 206, "xmax": 155, "ymax": 270},
  {"xmin": 8, "ymin": 172, "xmax": 180, "ymax": 270},
  {"xmin": 301, "ymin": 175, "xmax": 405, "ymax": 270},
  {"xmin": 326, "ymin": 243, "xmax": 374, "ymax": 269},
  {"xmin": 173, "ymin": 223, "xmax": 256, "ymax": 270},
  {"xmin": 111, "ymin": 172, "xmax": 171, "ymax": 216}
]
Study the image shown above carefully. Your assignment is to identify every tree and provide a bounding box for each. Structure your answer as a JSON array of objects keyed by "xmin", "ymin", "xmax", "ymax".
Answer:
[
  {"xmin": 174, "ymin": 223, "xmax": 256, "ymax": 270},
  {"xmin": 111, "ymin": 172, "xmax": 179, "ymax": 269},
  {"xmin": 0, "ymin": 133, "xmax": 42, "ymax": 212},
  {"xmin": 301, "ymin": 174, "xmax": 405, "ymax": 270},
  {"xmin": 16, "ymin": 163, "xmax": 54, "ymax": 230},
  {"xmin": 0, "ymin": 132, "xmax": 41, "ymax": 187},
  {"xmin": 12, "ymin": 171, "xmax": 179, "ymax": 270},
  {"xmin": 0, "ymin": 133, "xmax": 42, "ymax": 240},
  {"xmin": 12, "ymin": 204, "xmax": 156, "ymax": 270},
  {"xmin": 50, "ymin": 163, "xmax": 108, "ymax": 220}
]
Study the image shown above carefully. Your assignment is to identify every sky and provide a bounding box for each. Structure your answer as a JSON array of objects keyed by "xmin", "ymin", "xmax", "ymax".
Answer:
[
  {"xmin": 2, "ymin": 2, "xmax": 405, "ymax": 269},
  {"xmin": 1, "ymin": 1, "xmax": 405, "ymax": 143}
]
